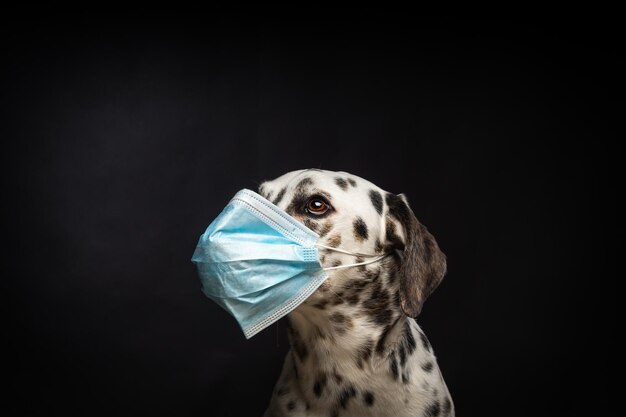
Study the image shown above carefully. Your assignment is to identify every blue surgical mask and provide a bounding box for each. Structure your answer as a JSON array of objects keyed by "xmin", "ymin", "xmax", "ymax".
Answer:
[{"xmin": 191, "ymin": 189, "xmax": 389, "ymax": 339}]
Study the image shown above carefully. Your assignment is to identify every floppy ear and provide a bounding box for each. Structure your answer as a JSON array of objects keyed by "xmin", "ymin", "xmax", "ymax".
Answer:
[{"xmin": 386, "ymin": 193, "xmax": 447, "ymax": 317}]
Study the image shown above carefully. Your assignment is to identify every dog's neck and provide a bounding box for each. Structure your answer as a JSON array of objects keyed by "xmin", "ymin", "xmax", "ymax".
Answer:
[
  {"xmin": 283, "ymin": 263, "xmax": 422, "ymax": 398},
  {"xmin": 267, "ymin": 262, "xmax": 451, "ymax": 417},
  {"xmin": 287, "ymin": 303, "xmax": 408, "ymax": 367}
]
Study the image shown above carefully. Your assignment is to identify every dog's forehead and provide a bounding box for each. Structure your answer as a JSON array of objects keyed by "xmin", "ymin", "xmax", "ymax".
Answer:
[{"xmin": 265, "ymin": 169, "xmax": 385, "ymax": 194}]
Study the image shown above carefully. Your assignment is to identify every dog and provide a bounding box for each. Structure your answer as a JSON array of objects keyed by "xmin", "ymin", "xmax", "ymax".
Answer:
[{"xmin": 258, "ymin": 169, "xmax": 454, "ymax": 417}]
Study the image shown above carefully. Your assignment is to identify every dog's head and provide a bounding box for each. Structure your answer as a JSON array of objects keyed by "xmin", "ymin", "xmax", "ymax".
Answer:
[{"xmin": 259, "ymin": 169, "xmax": 446, "ymax": 318}]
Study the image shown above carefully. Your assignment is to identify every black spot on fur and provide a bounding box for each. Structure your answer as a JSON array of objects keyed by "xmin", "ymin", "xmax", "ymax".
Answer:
[
  {"xmin": 405, "ymin": 321, "xmax": 417, "ymax": 354},
  {"xmin": 303, "ymin": 218, "xmax": 319, "ymax": 232},
  {"xmin": 348, "ymin": 178, "xmax": 357, "ymax": 187},
  {"xmin": 364, "ymin": 268, "xmax": 381, "ymax": 282},
  {"xmin": 398, "ymin": 344, "xmax": 407, "ymax": 366},
  {"xmin": 402, "ymin": 370, "xmax": 410, "ymax": 384},
  {"xmin": 318, "ymin": 220, "xmax": 333, "ymax": 237},
  {"xmin": 393, "ymin": 290, "xmax": 401, "ymax": 308},
  {"xmin": 313, "ymin": 381, "xmax": 322, "ymax": 397},
  {"xmin": 361, "ymin": 282, "xmax": 391, "ymax": 326},
  {"xmin": 345, "ymin": 271, "xmax": 370, "ymax": 305},
  {"xmin": 339, "ymin": 385, "xmax": 357, "ymax": 409},
  {"xmin": 287, "ymin": 400, "xmax": 296, "ymax": 411},
  {"xmin": 369, "ymin": 190, "xmax": 384, "ymax": 215},
  {"xmin": 313, "ymin": 373, "xmax": 327, "ymax": 397},
  {"xmin": 385, "ymin": 219, "xmax": 404, "ymax": 249},
  {"xmin": 331, "ymin": 291, "xmax": 345, "ymax": 306},
  {"xmin": 375, "ymin": 309, "xmax": 393, "ymax": 326},
  {"xmin": 356, "ymin": 339, "xmax": 374, "ymax": 369},
  {"xmin": 330, "ymin": 312, "xmax": 346, "ymax": 323},
  {"xmin": 390, "ymin": 355, "xmax": 399, "ymax": 380},
  {"xmin": 363, "ymin": 391, "xmax": 375, "ymax": 406},
  {"xmin": 346, "ymin": 292, "xmax": 360, "ymax": 305},
  {"xmin": 421, "ymin": 361, "xmax": 434, "ymax": 372},
  {"xmin": 327, "ymin": 233, "xmax": 342, "ymax": 248},
  {"xmin": 353, "ymin": 217, "xmax": 369, "ymax": 241},
  {"xmin": 296, "ymin": 177, "xmax": 313, "ymax": 190},
  {"xmin": 335, "ymin": 177, "xmax": 348, "ymax": 190},
  {"xmin": 384, "ymin": 321, "xmax": 417, "ymax": 371},
  {"xmin": 376, "ymin": 324, "xmax": 393, "ymax": 355},
  {"xmin": 419, "ymin": 330, "xmax": 432, "ymax": 352},
  {"xmin": 272, "ymin": 187, "xmax": 286, "ymax": 205},
  {"xmin": 424, "ymin": 400, "xmax": 441, "ymax": 417},
  {"xmin": 330, "ymin": 312, "xmax": 353, "ymax": 335},
  {"xmin": 442, "ymin": 397, "xmax": 452, "ymax": 415},
  {"xmin": 386, "ymin": 193, "xmax": 411, "ymax": 223}
]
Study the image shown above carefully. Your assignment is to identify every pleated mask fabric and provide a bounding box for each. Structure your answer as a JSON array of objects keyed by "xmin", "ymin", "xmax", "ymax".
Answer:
[{"xmin": 191, "ymin": 189, "xmax": 389, "ymax": 339}]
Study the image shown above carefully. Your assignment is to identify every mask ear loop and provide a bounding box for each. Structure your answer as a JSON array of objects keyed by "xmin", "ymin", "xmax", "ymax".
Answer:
[
  {"xmin": 315, "ymin": 243, "xmax": 391, "ymax": 271},
  {"xmin": 315, "ymin": 243, "xmax": 382, "ymax": 258},
  {"xmin": 322, "ymin": 253, "xmax": 391, "ymax": 271}
]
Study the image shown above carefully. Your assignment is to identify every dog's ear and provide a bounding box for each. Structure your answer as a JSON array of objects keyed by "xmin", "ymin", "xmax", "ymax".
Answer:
[{"xmin": 386, "ymin": 193, "xmax": 447, "ymax": 317}]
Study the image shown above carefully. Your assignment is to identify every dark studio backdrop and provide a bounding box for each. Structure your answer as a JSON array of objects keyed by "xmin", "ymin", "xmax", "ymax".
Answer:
[{"xmin": 2, "ymin": 13, "xmax": 617, "ymax": 417}]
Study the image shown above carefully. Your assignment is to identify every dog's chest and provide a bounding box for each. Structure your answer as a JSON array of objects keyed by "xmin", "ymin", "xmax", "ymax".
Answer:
[{"xmin": 264, "ymin": 320, "xmax": 454, "ymax": 417}]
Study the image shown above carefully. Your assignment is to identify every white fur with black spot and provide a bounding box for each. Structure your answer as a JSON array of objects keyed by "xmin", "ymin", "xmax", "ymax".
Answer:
[{"xmin": 259, "ymin": 169, "xmax": 454, "ymax": 417}]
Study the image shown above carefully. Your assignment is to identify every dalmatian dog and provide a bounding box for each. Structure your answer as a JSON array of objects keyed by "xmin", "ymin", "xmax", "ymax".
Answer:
[{"xmin": 258, "ymin": 169, "xmax": 454, "ymax": 417}]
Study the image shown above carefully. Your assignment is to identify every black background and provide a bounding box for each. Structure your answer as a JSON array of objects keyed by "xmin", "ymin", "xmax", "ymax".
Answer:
[{"xmin": 2, "ymin": 13, "xmax": 617, "ymax": 416}]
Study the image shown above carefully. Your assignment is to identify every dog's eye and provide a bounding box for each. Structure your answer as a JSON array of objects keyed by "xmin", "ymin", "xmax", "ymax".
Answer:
[{"xmin": 305, "ymin": 198, "xmax": 330, "ymax": 215}]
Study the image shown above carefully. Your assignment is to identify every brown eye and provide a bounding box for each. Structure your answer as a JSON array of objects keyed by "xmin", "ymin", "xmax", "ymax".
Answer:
[{"xmin": 306, "ymin": 198, "xmax": 329, "ymax": 215}]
